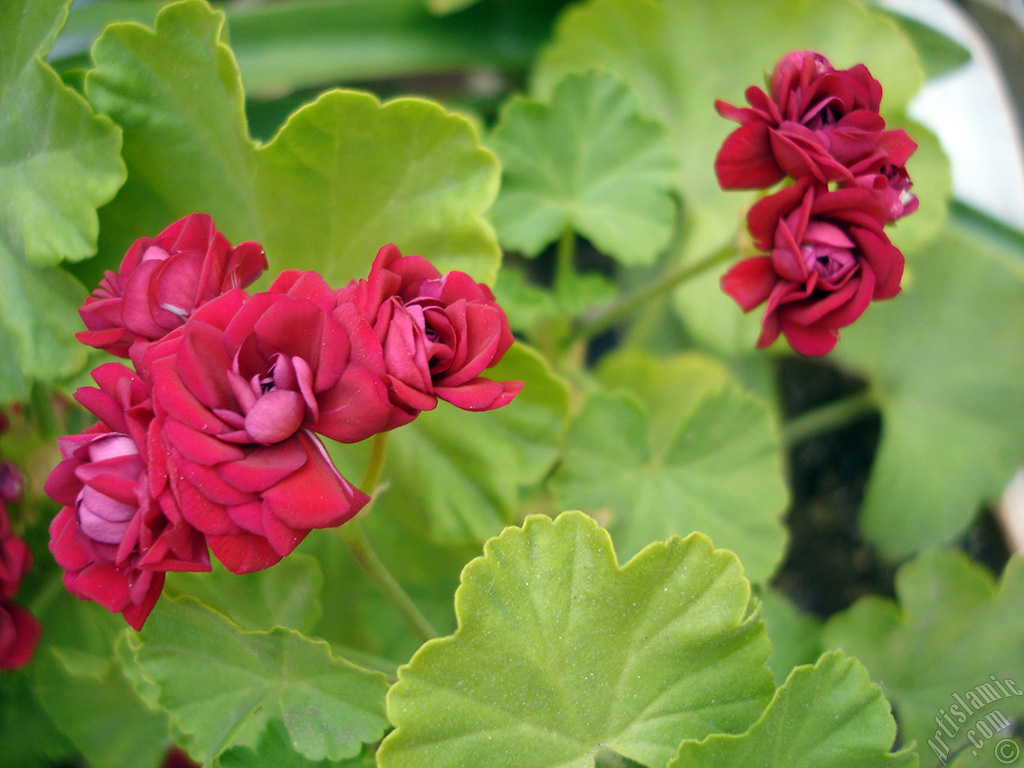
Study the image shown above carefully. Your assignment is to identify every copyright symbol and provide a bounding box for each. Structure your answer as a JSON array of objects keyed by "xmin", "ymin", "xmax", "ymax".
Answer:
[{"xmin": 995, "ymin": 738, "xmax": 1021, "ymax": 764}]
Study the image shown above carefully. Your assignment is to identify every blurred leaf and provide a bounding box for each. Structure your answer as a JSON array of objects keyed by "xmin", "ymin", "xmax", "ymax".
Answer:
[
  {"xmin": 426, "ymin": 0, "xmax": 483, "ymax": 14},
  {"xmin": 166, "ymin": 553, "xmax": 324, "ymax": 634},
  {"xmin": 758, "ymin": 587, "xmax": 823, "ymax": 686},
  {"xmin": 823, "ymin": 551, "xmax": 1024, "ymax": 761},
  {"xmin": 33, "ymin": 646, "xmax": 171, "ymax": 768},
  {"xmin": 669, "ymin": 651, "xmax": 917, "ymax": 768},
  {"xmin": 835, "ymin": 217, "xmax": 1024, "ymax": 558},
  {"xmin": 489, "ymin": 70, "xmax": 677, "ymax": 264},
  {"xmin": 494, "ymin": 265, "xmax": 617, "ymax": 333},
  {"xmin": 256, "ymin": 90, "xmax": 501, "ymax": 285},
  {"xmin": 0, "ymin": 0, "xmax": 124, "ymax": 392},
  {"xmin": 551, "ymin": 351, "xmax": 789, "ymax": 582},
  {"xmin": 882, "ymin": 11, "xmax": 972, "ymax": 79},
  {"xmin": 377, "ymin": 512, "xmax": 774, "ymax": 768},
  {"xmin": 534, "ymin": 0, "xmax": 934, "ymax": 351},
  {"xmin": 127, "ymin": 596, "xmax": 390, "ymax": 765},
  {"xmin": 0, "ymin": 670, "xmax": 76, "ymax": 768}
]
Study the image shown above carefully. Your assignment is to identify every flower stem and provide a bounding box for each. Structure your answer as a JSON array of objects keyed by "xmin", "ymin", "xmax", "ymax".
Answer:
[
  {"xmin": 572, "ymin": 241, "xmax": 736, "ymax": 343},
  {"xmin": 555, "ymin": 225, "xmax": 576, "ymax": 291},
  {"xmin": 781, "ymin": 389, "xmax": 879, "ymax": 446},
  {"xmin": 337, "ymin": 432, "xmax": 439, "ymax": 644}
]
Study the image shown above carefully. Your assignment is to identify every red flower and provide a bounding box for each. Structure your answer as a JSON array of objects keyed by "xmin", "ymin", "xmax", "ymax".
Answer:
[
  {"xmin": 45, "ymin": 363, "xmax": 209, "ymax": 630},
  {"xmin": 714, "ymin": 50, "xmax": 917, "ymax": 206},
  {"xmin": 0, "ymin": 601, "xmax": 40, "ymax": 670},
  {"xmin": 140, "ymin": 278, "xmax": 383, "ymax": 574},
  {"xmin": 77, "ymin": 214, "xmax": 267, "ymax": 358},
  {"xmin": 336, "ymin": 244, "xmax": 522, "ymax": 429},
  {"xmin": 721, "ymin": 181, "xmax": 903, "ymax": 355},
  {"xmin": 0, "ymin": 498, "xmax": 39, "ymax": 670}
]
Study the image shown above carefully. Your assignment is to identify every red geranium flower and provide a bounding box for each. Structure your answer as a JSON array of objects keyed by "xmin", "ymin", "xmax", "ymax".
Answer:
[
  {"xmin": 45, "ymin": 363, "xmax": 209, "ymax": 630},
  {"xmin": 336, "ymin": 244, "xmax": 522, "ymax": 429},
  {"xmin": 140, "ymin": 277, "xmax": 386, "ymax": 574},
  {"xmin": 721, "ymin": 180, "xmax": 903, "ymax": 355},
  {"xmin": 714, "ymin": 50, "xmax": 917, "ymax": 209},
  {"xmin": 78, "ymin": 213, "xmax": 267, "ymax": 358}
]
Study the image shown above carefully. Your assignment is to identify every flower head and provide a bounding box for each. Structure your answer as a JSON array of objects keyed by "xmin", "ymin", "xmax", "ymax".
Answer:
[
  {"xmin": 45, "ymin": 363, "xmax": 209, "ymax": 629},
  {"xmin": 721, "ymin": 181, "xmax": 903, "ymax": 355},
  {"xmin": 77, "ymin": 213, "xmax": 267, "ymax": 359},
  {"xmin": 336, "ymin": 244, "xmax": 522, "ymax": 428}
]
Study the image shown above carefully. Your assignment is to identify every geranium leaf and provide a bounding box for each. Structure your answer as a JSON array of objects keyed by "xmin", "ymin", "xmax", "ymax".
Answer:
[
  {"xmin": 835, "ymin": 218, "xmax": 1024, "ymax": 558},
  {"xmin": 126, "ymin": 596, "xmax": 389, "ymax": 765},
  {"xmin": 823, "ymin": 551, "xmax": 1024, "ymax": 763},
  {"xmin": 489, "ymin": 70, "xmax": 677, "ymax": 264},
  {"xmin": 551, "ymin": 352, "xmax": 788, "ymax": 582},
  {"xmin": 33, "ymin": 647, "xmax": 171, "ymax": 768},
  {"xmin": 0, "ymin": 0, "xmax": 124, "ymax": 392},
  {"xmin": 218, "ymin": 719, "xmax": 375, "ymax": 768},
  {"xmin": 377, "ymin": 511, "xmax": 774, "ymax": 768},
  {"xmin": 85, "ymin": 0, "xmax": 258, "ymax": 258},
  {"xmin": 669, "ymin": 651, "xmax": 918, "ymax": 768},
  {"xmin": 758, "ymin": 588, "xmax": 823, "ymax": 686},
  {"xmin": 343, "ymin": 342, "xmax": 569, "ymax": 548},
  {"xmin": 256, "ymin": 90, "xmax": 501, "ymax": 285},
  {"xmin": 166, "ymin": 553, "xmax": 324, "ymax": 634},
  {"xmin": 84, "ymin": 0, "xmax": 500, "ymax": 287}
]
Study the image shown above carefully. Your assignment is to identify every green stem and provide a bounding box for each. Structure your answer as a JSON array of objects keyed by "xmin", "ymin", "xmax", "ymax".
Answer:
[
  {"xmin": 572, "ymin": 241, "xmax": 736, "ymax": 343},
  {"xmin": 555, "ymin": 226, "xmax": 576, "ymax": 291},
  {"xmin": 337, "ymin": 432, "xmax": 439, "ymax": 643},
  {"xmin": 781, "ymin": 389, "xmax": 879, "ymax": 446}
]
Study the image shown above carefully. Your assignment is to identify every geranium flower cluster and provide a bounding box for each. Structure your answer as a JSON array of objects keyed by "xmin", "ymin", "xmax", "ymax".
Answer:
[
  {"xmin": 0, "ymin": 449, "xmax": 40, "ymax": 670},
  {"xmin": 45, "ymin": 214, "xmax": 521, "ymax": 629},
  {"xmin": 714, "ymin": 51, "xmax": 917, "ymax": 355}
]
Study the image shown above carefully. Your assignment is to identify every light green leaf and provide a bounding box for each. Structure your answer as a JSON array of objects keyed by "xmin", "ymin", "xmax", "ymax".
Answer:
[
  {"xmin": 84, "ymin": 0, "xmax": 260, "ymax": 258},
  {"xmin": 489, "ymin": 70, "xmax": 677, "ymax": 264},
  {"xmin": 669, "ymin": 651, "xmax": 918, "ymax": 768},
  {"xmin": 822, "ymin": 551, "xmax": 1024, "ymax": 761},
  {"xmin": 218, "ymin": 719, "xmax": 375, "ymax": 768},
  {"xmin": 338, "ymin": 342, "xmax": 570, "ymax": 549},
  {"xmin": 0, "ymin": 0, "xmax": 124, "ymax": 392},
  {"xmin": 758, "ymin": 588, "xmax": 823, "ymax": 686},
  {"xmin": 126, "ymin": 596, "xmax": 390, "ymax": 765},
  {"xmin": 835, "ymin": 218, "xmax": 1024, "ymax": 558},
  {"xmin": 256, "ymin": 89, "xmax": 501, "ymax": 285},
  {"xmin": 534, "ymin": 0, "xmax": 936, "ymax": 350},
  {"xmin": 166, "ymin": 553, "xmax": 323, "ymax": 634},
  {"xmin": 83, "ymin": 0, "xmax": 501, "ymax": 288},
  {"xmin": 33, "ymin": 647, "xmax": 171, "ymax": 768},
  {"xmin": 551, "ymin": 352, "xmax": 789, "ymax": 582},
  {"xmin": 378, "ymin": 512, "xmax": 774, "ymax": 768}
]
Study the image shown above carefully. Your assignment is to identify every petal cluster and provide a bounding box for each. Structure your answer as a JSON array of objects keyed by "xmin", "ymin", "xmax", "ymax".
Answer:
[
  {"xmin": 47, "ymin": 216, "xmax": 521, "ymax": 628},
  {"xmin": 715, "ymin": 51, "xmax": 917, "ymax": 355}
]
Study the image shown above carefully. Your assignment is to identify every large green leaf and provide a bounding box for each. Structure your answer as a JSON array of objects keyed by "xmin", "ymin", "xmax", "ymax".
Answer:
[
  {"xmin": 84, "ymin": 0, "xmax": 501, "ymax": 287},
  {"xmin": 166, "ymin": 553, "xmax": 324, "ymax": 634},
  {"xmin": 489, "ymin": 70, "xmax": 677, "ymax": 264},
  {"xmin": 669, "ymin": 651, "xmax": 918, "ymax": 768},
  {"xmin": 534, "ymin": 0, "xmax": 942, "ymax": 351},
  {"xmin": 551, "ymin": 351, "xmax": 788, "ymax": 582},
  {"xmin": 835, "ymin": 218, "xmax": 1024, "ymax": 558},
  {"xmin": 823, "ymin": 551, "xmax": 1024, "ymax": 762},
  {"xmin": 256, "ymin": 89, "xmax": 500, "ymax": 285},
  {"xmin": 377, "ymin": 512, "xmax": 774, "ymax": 768},
  {"xmin": 0, "ymin": 0, "xmax": 124, "ymax": 395},
  {"xmin": 757, "ymin": 587, "xmax": 823, "ymax": 686},
  {"xmin": 218, "ymin": 719, "xmax": 376, "ymax": 768},
  {"xmin": 126, "ymin": 596, "xmax": 390, "ymax": 765},
  {"xmin": 33, "ymin": 647, "xmax": 171, "ymax": 768}
]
